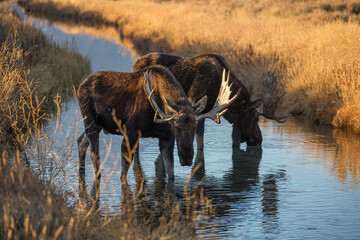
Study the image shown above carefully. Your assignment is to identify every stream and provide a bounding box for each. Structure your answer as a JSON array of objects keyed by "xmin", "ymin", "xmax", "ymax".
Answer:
[{"xmin": 13, "ymin": 4, "xmax": 360, "ymax": 239}]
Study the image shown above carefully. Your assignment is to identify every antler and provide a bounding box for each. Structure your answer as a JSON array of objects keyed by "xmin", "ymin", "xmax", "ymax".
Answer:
[
  {"xmin": 195, "ymin": 69, "xmax": 241, "ymax": 124},
  {"xmin": 143, "ymin": 70, "xmax": 179, "ymax": 123},
  {"xmin": 257, "ymin": 72, "xmax": 289, "ymax": 123}
]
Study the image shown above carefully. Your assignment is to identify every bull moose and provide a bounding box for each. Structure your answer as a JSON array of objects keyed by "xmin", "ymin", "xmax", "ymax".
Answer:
[
  {"xmin": 77, "ymin": 66, "xmax": 239, "ymax": 181},
  {"xmin": 132, "ymin": 53, "xmax": 288, "ymax": 148}
]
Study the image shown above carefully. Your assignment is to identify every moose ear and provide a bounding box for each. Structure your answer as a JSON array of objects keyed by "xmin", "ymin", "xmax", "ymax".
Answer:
[
  {"xmin": 192, "ymin": 95, "xmax": 208, "ymax": 114},
  {"xmin": 248, "ymin": 98, "xmax": 262, "ymax": 110},
  {"xmin": 163, "ymin": 96, "xmax": 180, "ymax": 114}
]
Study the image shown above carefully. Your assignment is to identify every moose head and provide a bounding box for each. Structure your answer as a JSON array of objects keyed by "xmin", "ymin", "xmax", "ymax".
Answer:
[{"xmin": 144, "ymin": 69, "xmax": 240, "ymax": 166}]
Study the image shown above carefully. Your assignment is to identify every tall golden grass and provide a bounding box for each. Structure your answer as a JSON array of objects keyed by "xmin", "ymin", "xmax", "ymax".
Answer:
[
  {"xmin": 0, "ymin": 8, "xmax": 90, "ymax": 151},
  {"xmin": 18, "ymin": 0, "xmax": 360, "ymax": 134}
]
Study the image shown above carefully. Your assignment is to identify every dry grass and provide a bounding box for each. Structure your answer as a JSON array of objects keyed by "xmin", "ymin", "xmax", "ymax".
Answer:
[
  {"xmin": 0, "ymin": 154, "xmax": 72, "ymax": 239},
  {"xmin": 18, "ymin": 0, "xmax": 360, "ymax": 134},
  {"xmin": 0, "ymin": 8, "xmax": 90, "ymax": 151},
  {"xmin": 0, "ymin": 148, "xmax": 216, "ymax": 239}
]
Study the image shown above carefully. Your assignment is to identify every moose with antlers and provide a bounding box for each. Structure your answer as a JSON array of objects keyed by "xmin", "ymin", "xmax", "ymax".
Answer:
[
  {"xmin": 77, "ymin": 66, "xmax": 239, "ymax": 181},
  {"xmin": 132, "ymin": 53, "xmax": 288, "ymax": 149}
]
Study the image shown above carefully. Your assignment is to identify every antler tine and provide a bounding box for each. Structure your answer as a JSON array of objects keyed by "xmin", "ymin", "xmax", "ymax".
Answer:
[
  {"xmin": 143, "ymin": 70, "xmax": 176, "ymax": 123},
  {"xmin": 258, "ymin": 72, "xmax": 289, "ymax": 123},
  {"xmin": 195, "ymin": 69, "xmax": 241, "ymax": 124}
]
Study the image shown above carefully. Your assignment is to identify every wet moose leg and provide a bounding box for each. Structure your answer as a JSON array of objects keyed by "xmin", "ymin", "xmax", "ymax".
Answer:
[
  {"xmin": 195, "ymin": 119, "xmax": 205, "ymax": 150},
  {"xmin": 159, "ymin": 137, "xmax": 175, "ymax": 179},
  {"xmin": 120, "ymin": 129, "xmax": 140, "ymax": 183},
  {"xmin": 232, "ymin": 121, "xmax": 242, "ymax": 149},
  {"xmin": 78, "ymin": 131, "xmax": 89, "ymax": 180}
]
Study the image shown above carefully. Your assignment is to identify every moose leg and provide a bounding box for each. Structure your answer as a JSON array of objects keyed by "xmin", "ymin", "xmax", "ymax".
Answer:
[
  {"xmin": 232, "ymin": 122, "xmax": 241, "ymax": 149},
  {"xmin": 159, "ymin": 137, "xmax": 175, "ymax": 179},
  {"xmin": 87, "ymin": 128, "xmax": 101, "ymax": 181},
  {"xmin": 78, "ymin": 131, "xmax": 89, "ymax": 179},
  {"xmin": 133, "ymin": 146, "xmax": 142, "ymax": 178},
  {"xmin": 133, "ymin": 146, "xmax": 140, "ymax": 163},
  {"xmin": 133, "ymin": 147, "xmax": 145, "ymax": 179},
  {"xmin": 193, "ymin": 149, "xmax": 205, "ymax": 181},
  {"xmin": 81, "ymin": 111, "xmax": 102, "ymax": 182},
  {"xmin": 195, "ymin": 119, "xmax": 205, "ymax": 150},
  {"xmin": 120, "ymin": 130, "xmax": 139, "ymax": 183},
  {"xmin": 83, "ymin": 124, "xmax": 101, "ymax": 201}
]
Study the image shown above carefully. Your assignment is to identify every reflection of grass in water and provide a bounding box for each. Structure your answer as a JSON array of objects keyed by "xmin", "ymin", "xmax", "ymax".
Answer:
[
  {"xmin": 331, "ymin": 129, "xmax": 360, "ymax": 184},
  {"xmin": 273, "ymin": 118, "xmax": 360, "ymax": 184}
]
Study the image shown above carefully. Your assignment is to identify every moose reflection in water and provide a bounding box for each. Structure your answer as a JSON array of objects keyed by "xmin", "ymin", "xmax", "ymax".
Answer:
[
  {"xmin": 189, "ymin": 146, "xmax": 283, "ymax": 237},
  {"xmin": 77, "ymin": 145, "xmax": 283, "ymax": 238}
]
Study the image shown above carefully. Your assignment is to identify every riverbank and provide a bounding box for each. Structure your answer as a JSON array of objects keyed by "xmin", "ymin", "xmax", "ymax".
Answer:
[
  {"xmin": 0, "ymin": 6, "xmax": 90, "ymax": 152},
  {"xmin": 18, "ymin": 0, "xmax": 360, "ymax": 134},
  {"xmin": 0, "ymin": 5, "xmax": 87, "ymax": 239}
]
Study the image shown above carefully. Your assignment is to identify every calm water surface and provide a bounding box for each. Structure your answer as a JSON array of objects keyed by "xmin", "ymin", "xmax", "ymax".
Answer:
[{"xmin": 21, "ymin": 6, "xmax": 360, "ymax": 239}]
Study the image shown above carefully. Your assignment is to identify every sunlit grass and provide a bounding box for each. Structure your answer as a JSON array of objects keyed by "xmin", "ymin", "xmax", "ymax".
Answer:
[
  {"xmin": 18, "ymin": 0, "xmax": 360, "ymax": 134},
  {"xmin": 0, "ymin": 8, "xmax": 90, "ymax": 151}
]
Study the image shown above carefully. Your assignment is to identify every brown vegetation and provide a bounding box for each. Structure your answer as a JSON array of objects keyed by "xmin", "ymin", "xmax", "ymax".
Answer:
[
  {"xmin": 0, "ymin": 8, "xmax": 90, "ymax": 151},
  {"xmin": 18, "ymin": 0, "xmax": 360, "ymax": 134},
  {"xmin": 0, "ymin": 154, "xmax": 72, "ymax": 239},
  {"xmin": 0, "ymin": 149, "xmax": 216, "ymax": 239}
]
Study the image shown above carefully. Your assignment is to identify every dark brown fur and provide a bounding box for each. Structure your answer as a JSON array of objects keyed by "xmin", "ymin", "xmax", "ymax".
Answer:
[
  {"xmin": 77, "ymin": 65, "xmax": 204, "ymax": 181},
  {"xmin": 132, "ymin": 53, "xmax": 263, "ymax": 148}
]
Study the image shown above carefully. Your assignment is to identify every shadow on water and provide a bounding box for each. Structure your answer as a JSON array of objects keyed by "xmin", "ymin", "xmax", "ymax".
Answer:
[{"xmin": 10, "ymin": 3, "xmax": 360, "ymax": 239}]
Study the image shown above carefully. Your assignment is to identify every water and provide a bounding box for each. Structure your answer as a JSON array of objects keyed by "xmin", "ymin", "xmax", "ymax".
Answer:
[{"xmin": 18, "ymin": 6, "xmax": 360, "ymax": 239}]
